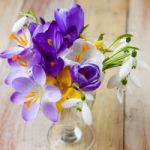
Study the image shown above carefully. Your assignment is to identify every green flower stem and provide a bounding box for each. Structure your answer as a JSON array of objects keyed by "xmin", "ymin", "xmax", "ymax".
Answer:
[{"xmin": 106, "ymin": 34, "xmax": 133, "ymax": 50}]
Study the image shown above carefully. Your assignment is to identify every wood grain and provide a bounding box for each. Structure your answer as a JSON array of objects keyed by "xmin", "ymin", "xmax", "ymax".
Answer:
[
  {"xmin": 1, "ymin": 0, "xmax": 149, "ymax": 150},
  {"xmin": 125, "ymin": 0, "xmax": 150, "ymax": 149},
  {"xmin": 77, "ymin": 0, "xmax": 128, "ymax": 149}
]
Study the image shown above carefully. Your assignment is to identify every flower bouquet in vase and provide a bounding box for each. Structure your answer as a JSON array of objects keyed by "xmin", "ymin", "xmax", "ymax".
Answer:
[{"xmin": 0, "ymin": 4, "xmax": 148, "ymax": 150}]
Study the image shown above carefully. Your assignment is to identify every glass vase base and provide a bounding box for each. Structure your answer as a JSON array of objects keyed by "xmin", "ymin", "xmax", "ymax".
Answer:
[{"xmin": 47, "ymin": 124, "xmax": 95, "ymax": 150}]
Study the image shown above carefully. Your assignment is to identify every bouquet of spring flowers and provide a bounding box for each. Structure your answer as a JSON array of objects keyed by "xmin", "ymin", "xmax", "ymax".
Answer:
[{"xmin": 0, "ymin": 4, "xmax": 146, "ymax": 125}]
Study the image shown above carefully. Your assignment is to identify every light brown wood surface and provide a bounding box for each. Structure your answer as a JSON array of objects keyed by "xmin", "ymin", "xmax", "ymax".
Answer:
[{"xmin": 0, "ymin": 0, "xmax": 149, "ymax": 150}]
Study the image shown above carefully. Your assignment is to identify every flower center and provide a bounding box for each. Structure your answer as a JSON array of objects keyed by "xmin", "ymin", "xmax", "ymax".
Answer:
[
  {"xmin": 75, "ymin": 44, "xmax": 89, "ymax": 63},
  {"xmin": 47, "ymin": 38, "xmax": 53, "ymax": 45},
  {"xmin": 9, "ymin": 30, "xmax": 29, "ymax": 47},
  {"xmin": 12, "ymin": 55, "xmax": 28, "ymax": 67},
  {"xmin": 50, "ymin": 61, "xmax": 56, "ymax": 67}
]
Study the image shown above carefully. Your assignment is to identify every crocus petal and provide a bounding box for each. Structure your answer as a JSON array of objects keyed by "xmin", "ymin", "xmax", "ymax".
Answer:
[
  {"xmin": 5, "ymin": 69, "xmax": 27, "ymax": 85},
  {"xmin": 0, "ymin": 47, "xmax": 24, "ymax": 59},
  {"xmin": 119, "ymin": 57, "xmax": 133, "ymax": 79},
  {"xmin": 107, "ymin": 74, "xmax": 120, "ymax": 89},
  {"xmin": 44, "ymin": 85, "xmax": 62, "ymax": 102},
  {"xmin": 12, "ymin": 16, "xmax": 27, "ymax": 33},
  {"xmin": 32, "ymin": 65, "xmax": 46, "ymax": 85},
  {"xmin": 62, "ymin": 98, "xmax": 81, "ymax": 108},
  {"xmin": 42, "ymin": 102, "xmax": 58, "ymax": 122},
  {"xmin": 10, "ymin": 92, "xmax": 26, "ymax": 104},
  {"xmin": 63, "ymin": 39, "xmax": 103, "ymax": 69},
  {"xmin": 29, "ymin": 52, "xmax": 42, "ymax": 66},
  {"xmin": 22, "ymin": 103, "xmax": 40, "ymax": 121},
  {"xmin": 82, "ymin": 102, "xmax": 92, "ymax": 125},
  {"xmin": 12, "ymin": 77, "xmax": 34, "ymax": 94}
]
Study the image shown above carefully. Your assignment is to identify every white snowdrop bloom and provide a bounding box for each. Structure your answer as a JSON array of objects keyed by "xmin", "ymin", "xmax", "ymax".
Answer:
[{"xmin": 62, "ymin": 92, "xmax": 94, "ymax": 125}]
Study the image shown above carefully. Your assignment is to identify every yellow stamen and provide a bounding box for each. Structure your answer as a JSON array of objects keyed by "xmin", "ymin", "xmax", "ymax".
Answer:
[
  {"xmin": 25, "ymin": 91, "xmax": 36, "ymax": 99},
  {"xmin": 56, "ymin": 88, "xmax": 81, "ymax": 111},
  {"xmin": 94, "ymin": 40, "xmax": 103, "ymax": 50},
  {"xmin": 75, "ymin": 44, "xmax": 89, "ymax": 63},
  {"xmin": 9, "ymin": 31, "xmax": 28, "ymax": 47},
  {"xmin": 80, "ymin": 34, "xmax": 87, "ymax": 40},
  {"xmin": 47, "ymin": 38, "xmax": 53, "ymax": 45}
]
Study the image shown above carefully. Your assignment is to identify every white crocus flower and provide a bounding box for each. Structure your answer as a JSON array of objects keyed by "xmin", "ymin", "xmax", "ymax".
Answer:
[
  {"xmin": 12, "ymin": 16, "xmax": 28, "ymax": 33},
  {"xmin": 62, "ymin": 93, "xmax": 94, "ymax": 125},
  {"xmin": 61, "ymin": 38, "xmax": 105, "ymax": 71}
]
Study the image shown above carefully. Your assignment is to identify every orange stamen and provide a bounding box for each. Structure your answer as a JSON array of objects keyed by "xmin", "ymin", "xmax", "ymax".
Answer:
[
  {"xmin": 9, "ymin": 31, "xmax": 28, "ymax": 47},
  {"xmin": 50, "ymin": 61, "xmax": 55, "ymax": 67},
  {"xmin": 47, "ymin": 38, "xmax": 53, "ymax": 45},
  {"xmin": 24, "ymin": 101, "xmax": 31, "ymax": 107},
  {"xmin": 75, "ymin": 44, "xmax": 89, "ymax": 63},
  {"xmin": 12, "ymin": 55, "xmax": 19, "ymax": 61}
]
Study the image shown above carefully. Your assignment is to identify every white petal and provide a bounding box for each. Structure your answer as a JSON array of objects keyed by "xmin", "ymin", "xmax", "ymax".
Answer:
[
  {"xmin": 82, "ymin": 102, "xmax": 92, "ymax": 125},
  {"xmin": 107, "ymin": 74, "xmax": 120, "ymax": 88},
  {"xmin": 117, "ymin": 86, "xmax": 126, "ymax": 103},
  {"xmin": 85, "ymin": 93, "xmax": 94, "ymax": 101},
  {"xmin": 44, "ymin": 85, "xmax": 62, "ymax": 102},
  {"xmin": 63, "ymin": 38, "xmax": 104, "ymax": 69},
  {"xmin": 130, "ymin": 74, "xmax": 142, "ymax": 88},
  {"xmin": 138, "ymin": 60, "xmax": 150, "ymax": 71},
  {"xmin": 62, "ymin": 99, "xmax": 81, "ymax": 108},
  {"xmin": 12, "ymin": 16, "xmax": 27, "ymax": 33},
  {"xmin": 119, "ymin": 57, "xmax": 133, "ymax": 79}
]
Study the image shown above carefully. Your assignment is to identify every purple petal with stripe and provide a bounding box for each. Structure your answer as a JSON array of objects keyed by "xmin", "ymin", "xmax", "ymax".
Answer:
[
  {"xmin": 22, "ymin": 103, "xmax": 40, "ymax": 121},
  {"xmin": 12, "ymin": 77, "xmax": 34, "ymax": 94},
  {"xmin": 42, "ymin": 102, "xmax": 58, "ymax": 122},
  {"xmin": 10, "ymin": 92, "xmax": 26, "ymax": 104},
  {"xmin": 32, "ymin": 65, "xmax": 46, "ymax": 85}
]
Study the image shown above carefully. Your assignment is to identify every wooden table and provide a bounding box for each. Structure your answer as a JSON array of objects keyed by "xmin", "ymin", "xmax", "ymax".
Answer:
[{"xmin": 0, "ymin": 0, "xmax": 150, "ymax": 149}]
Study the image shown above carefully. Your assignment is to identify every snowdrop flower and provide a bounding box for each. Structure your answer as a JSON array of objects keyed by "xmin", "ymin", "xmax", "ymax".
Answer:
[{"xmin": 62, "ymin": 93, "xmax": 94, "ymax": 125}]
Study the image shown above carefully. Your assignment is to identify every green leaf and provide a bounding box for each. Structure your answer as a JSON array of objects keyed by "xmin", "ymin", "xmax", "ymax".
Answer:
[
  {"xmin": 20, "ymin": 10, "xmax": 39, "ymax": 24},
  {"xmin": 98, "ymin": 33, "xmax": 105, "ymax": 40}
]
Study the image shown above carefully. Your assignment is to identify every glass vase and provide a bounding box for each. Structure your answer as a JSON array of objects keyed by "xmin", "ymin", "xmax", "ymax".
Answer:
[{"xmin": 47, "ymin": 93, "xmax": 96, "ymax": 150}]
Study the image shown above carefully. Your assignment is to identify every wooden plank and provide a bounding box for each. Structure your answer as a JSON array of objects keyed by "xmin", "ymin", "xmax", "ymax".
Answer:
[
  {"xmin": 0, "ymin": 1, "xmax": 74, "ymax": 150},
  {"xmin": 125, "ymin": 0, "xmax": 150, "ymax": 149},
  {"xmin": 76, "ymin": 0, "xmax": 128, "ymax": 149}
]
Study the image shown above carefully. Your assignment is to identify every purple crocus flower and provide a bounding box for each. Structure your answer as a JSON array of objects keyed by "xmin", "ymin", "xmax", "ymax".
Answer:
[
  {"xmin": 55, "ymin": 4, "xmax": 84, "ymax": 45},
  {"xmin": 71, "ymin": 63, "xmax": 101, "ymax": 91},
  {"xmin": 33, "ymin": 21, "xmax": 65, "ymax": 77},
  {"xmin": 33, "ymin": 21, "xmax": 66, "ymax": 54},
  {"xmin": 0, "ymin": 28, "xmax": 32, "ymax": 59},
  {"xmin": 11, "ymin": 65, "xmax": 61, "ymax": 122}
]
